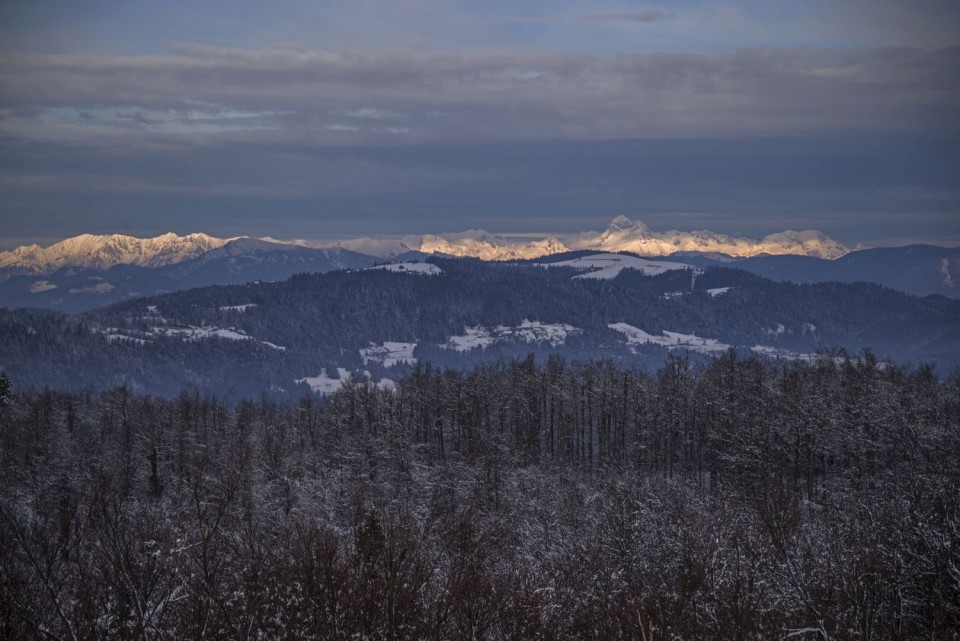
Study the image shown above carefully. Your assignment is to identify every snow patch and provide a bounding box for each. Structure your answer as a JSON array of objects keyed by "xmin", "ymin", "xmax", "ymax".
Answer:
[
  {"xmin": 297, "ymin": 368, "xmax": 397, "ymax": 395},
  {"xmin": 765, "ymin": 323, "xmax": 786, "ymax": 336},
  {"xmin": 297, "ymin": 368, "xmax": 352, "ymax": 395},
  {"xmin": 360, "ymin": 341, "xmax": 417, "ymax": 367},
  {"xmin": 150, "ymin": 324, "xmax": 285, "ymax": 350},
  {"xmin": 104, "ymin": 334, "xmax": 147, "ymax": 345},
  {"xmin": 503, "ymin": 320, "xmax": 579, "ymax": 346},
  {"xmin": 441, "ymin": 327, "xmax": 497, "ymax": 352},
  {"xmin": 441, "ymin": 321, "xmax": 580, "ymax": 351},
  {"xmin": 609, "ymin": 323, "xmax": 731, "ymax": 354},
  {"xmin": 706, "ymin": 287, "xmax": 731, "ymax": 297},
  {"xmin": 540, "ymin": 253, "xmax": 693, "ymax": 280},
  {"xmin": 219, "ymin": 304, "xmax": 258, "ymax": 312}
]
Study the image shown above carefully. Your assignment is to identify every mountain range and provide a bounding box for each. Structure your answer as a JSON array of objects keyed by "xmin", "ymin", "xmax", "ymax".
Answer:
[
  {"xmin": 1, "ymin": 217, "xmax": 957, "ymax": 313},
  {"xmin": 1, "ymin": 216, "xmax": 847, "ymax": 277}
]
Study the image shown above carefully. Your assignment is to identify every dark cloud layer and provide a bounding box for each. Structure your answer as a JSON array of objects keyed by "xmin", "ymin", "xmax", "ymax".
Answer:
[
  {"xmin": 1, "ymin": 45, "xmax": 958, "ymax": 143},
  {"xmin": 2, "ymin": 135, "xmax": 957, "ymax": 245},
  {"xmin": 0, "ymin": 40, "xmax": 958, "ymax": 245}
]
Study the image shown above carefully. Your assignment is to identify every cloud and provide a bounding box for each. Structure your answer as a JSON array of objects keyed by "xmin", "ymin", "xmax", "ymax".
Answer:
[
  {"xmin": 0, "ymin": 44, "xmax": 957, "ymax": 144},
  {"xmin": 576, "ymin": 11, "xmax": 671, "ymax": 24}
]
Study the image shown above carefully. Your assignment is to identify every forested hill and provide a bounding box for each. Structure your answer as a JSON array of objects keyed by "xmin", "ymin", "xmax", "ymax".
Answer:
[{"xmin": 1, "ymin": 257, "xmax": 958, "ymax": 398}]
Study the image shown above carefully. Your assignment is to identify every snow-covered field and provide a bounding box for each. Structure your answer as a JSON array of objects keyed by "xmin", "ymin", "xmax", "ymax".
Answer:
[
  {"xmin": 706, "ymin": 287, "xmax": 732, "ymax": 297},
  {"xmin": 442, "ymin": 327, "xmax": 497, "ymax": 351},
  {"xmin": 219, "ymin": 304, "xmax": 258, "ymax": 312},
  {"xmin": 360, "ymin": 341, "xmax": 417, "ymax": 367},
  {"xmin": 366, "ymin": 262, "xmax": 441, "ymax": 275},
  {"xmin": 103, "ymin": 333, "xmax": 147, "ymax": 345},
  {"xmin": 296, "ymin": 368, "xmax": 353, "ymax": 395},
  {"xmin": 539, "ymin": 253, "xmax": 693, "ymax": 280},
  {"xmin": 609, "ymin": 322, "xmax": 822, "ymax": 361},
  {"xmin": 441, "ymin": 320, "xmax": 580, "ymax": 351},
  {"xmin": 297, "ymin": 368, "xmax": 396, "ymax": 395},
  {"xmin": 150, "ymin": 325, "xmax": 286, "ymax": 350},
  {"xmin": 609, "ymin": 322, "xmax": 731, "ymax": 354}
]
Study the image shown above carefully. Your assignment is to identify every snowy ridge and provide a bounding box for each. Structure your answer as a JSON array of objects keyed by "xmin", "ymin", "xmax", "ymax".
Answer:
[
  {"xmin": 573, "ymin": 216, "xmax": 848, "ymax": 260},
  {"xmin": 398, "ymin": 216, "xmax": 847, "ymax": 261},
  {"xmin": 0, "ymin": 232, "xmax": 228, "ymax": 278},
  {"xmin": 0, "ymin": 217, "xmax": 849, "ymax": 281},
  {"xmin": 419, "ymin": 232, "xmax": 569, "ymax": 261}
]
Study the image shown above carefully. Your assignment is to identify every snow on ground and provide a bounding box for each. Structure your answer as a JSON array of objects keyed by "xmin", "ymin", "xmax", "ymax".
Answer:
[
  {"xmin": 501, "ymin": 320, "xmax": 579, "ymax": 346},
  {"xmin": 104, "ymin": 334, "xmax": 148, "ymax": 345},
  {"xmin": 29, "ymin": 280, "xmax": 57, "ymax": 293},
  {"xmin": 366, "ymin": 262, "xmax": 441, "ymax": 275},
  {"xmin": 297, "ymin": 368, "xmax": 398, "ymax": 395},
  {"xmin": 441, "ymin": 327, "xmax": 497, "ymax": 351},
  {"xmin": 751, "ymin": 345, "xmax": 804, "ymax": 360},
  {"xmin": 441, "ymin": 321, "xmax": 580, "ymax": 351},
  {"xmin": 297, "ymin": 368, "xmax": 353, "ymax": 395},
  {"xmin": 539, "ymin": 253, "xmax": 693, "ymax": 280},
  {"xmin": 149, "ymin": 325, "xmax": 286, "ymax": 350},
  {"xmin": 609, "ymin": 322, "xmax": 731, "ymax": 354},
  {"xmin": 360, "ymin": 341, "xmax": 417, "ymax": 367},
  {"xmin": 707, "ymin": 287, "xmax": 732, "ymax": 297},
  {"xmin": 219, "ymin": 304, "xmax": 258, "ymax": 312}
]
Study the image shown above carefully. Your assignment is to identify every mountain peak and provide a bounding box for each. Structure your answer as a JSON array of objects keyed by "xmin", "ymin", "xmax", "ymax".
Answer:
[
  {"xmin": 0, "ymin": 232, "xmax": 230, "ymax": 278},
  {"xmin": 607, "ymin": 215, "xmax": 648, "ymax": 233}
]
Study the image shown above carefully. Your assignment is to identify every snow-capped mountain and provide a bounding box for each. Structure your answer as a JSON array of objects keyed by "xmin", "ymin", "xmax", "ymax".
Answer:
[
  {"xmin": 0, "ymin": 217, "xmax": 850, "ymax": 282},
  {"xmin": 570, "ymin": 216, "xmax": 848, "ymax": 259},
  {"xmin": 336, "ymin": 216, "xmax": 847, "ymax": 261},
  {"xmin": 0, "ymin": 232, "xmax": 229, "ymax": 279},
  {"xmin": 419, "ymin": 231, "xmax": 569, "ymax": 261}
]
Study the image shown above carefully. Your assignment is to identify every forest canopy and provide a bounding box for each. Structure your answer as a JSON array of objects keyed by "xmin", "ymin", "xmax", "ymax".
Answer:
[{"xmin": 1, "ymin": 354, "xmax": 958, "ymax": 639}]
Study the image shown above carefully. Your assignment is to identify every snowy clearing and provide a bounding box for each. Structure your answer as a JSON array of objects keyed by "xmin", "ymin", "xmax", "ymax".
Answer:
[
  {"xmin": 366, "ymin": 262, "xmax": 441, "ymax": 275},
  {"xmin": 609, "ymin": 323, "xmax": 731, "ymax": 354},
  {"xmin": 219, "ymin": 304, "xmax": 258, "ymax": 312},
  {"xmin": 149, "ymin": 325, "xmax": 286, "ymax": 350},
  {"xmin": 441, "ymin": 321, "xmax": 580, "ymax": 351},
  {"xmin": 360, "ymin": 341, "xmax": 417, "ymax": 367},
  {"xmin": 297, "ymin": 368, "xmax": 397, "ymax": 395},
  {"xmin": 441, "ymin": 327, "xmax": 497, "ymax": 351},
  {"xmin": 539, "ymin": 253, "xmax": 693, "ymax": 280},
  {"xmin": 297, "ymin": 368, "xmax": 353, "ymax": 395},
  {"xmin": 104, "ymin": 334, "xmax": 148, "ymax": 345},
  {"xmin": 707, "ymin": 287, "xmax": 732, "ymax": 297}
]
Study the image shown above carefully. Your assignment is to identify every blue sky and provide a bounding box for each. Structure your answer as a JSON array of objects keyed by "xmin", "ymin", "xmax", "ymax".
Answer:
[{"xmin": 1, "ymin": 0, "xmax": 958, "ymax": 247}]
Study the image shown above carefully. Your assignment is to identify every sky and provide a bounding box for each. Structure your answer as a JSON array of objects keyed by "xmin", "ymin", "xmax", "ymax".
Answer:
[{"xmin": 1, "ymin": 0, "xmax": 958, "ymax": 249}]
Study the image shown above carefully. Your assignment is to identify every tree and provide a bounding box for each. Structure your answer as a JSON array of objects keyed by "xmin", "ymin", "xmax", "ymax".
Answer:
[{"xmin": 0, "ymin": 372, "xmax": 11, "ymax": 407}]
